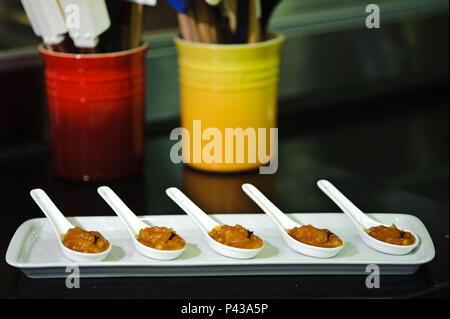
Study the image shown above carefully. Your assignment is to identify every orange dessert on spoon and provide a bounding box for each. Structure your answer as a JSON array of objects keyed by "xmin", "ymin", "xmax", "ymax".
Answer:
[
  {"xmin": 62, "ymin": 226, "xmax": 110, "ymax": 253},
  {"xmin": 137, "ymin": 226, "xmax": 186, "ymax": 250},
  {"xmin": 365, "ymin": 224, "xmax": 416, "ymax": 246},
  {"xmin": 287, "ymin": 224, "xmax": 343, "ymax": 248},
  {"xmin": 209, "ymin": 224, "xmax": 263, "ymax": 249}
]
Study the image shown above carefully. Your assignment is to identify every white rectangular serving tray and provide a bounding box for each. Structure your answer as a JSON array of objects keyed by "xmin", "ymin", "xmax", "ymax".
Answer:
[{"xmin": 6, "ymin": 213, "xmax": 435, "ymax": 278}]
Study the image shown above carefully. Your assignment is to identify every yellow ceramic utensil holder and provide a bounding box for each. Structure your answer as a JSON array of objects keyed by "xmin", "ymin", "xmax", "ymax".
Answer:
[{"xmin": 175, "ymin": 33, "xmax": 284, "ymax": 172}]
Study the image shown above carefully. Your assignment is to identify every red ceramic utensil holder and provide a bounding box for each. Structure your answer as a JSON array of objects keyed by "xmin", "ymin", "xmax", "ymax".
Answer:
[{"xmin": 39, "ymin": 44, "xmax": 148, "ymax": 182}]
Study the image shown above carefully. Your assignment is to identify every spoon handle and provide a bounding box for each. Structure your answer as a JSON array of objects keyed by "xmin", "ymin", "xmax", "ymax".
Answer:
[
  {"xmin": 97, "ymin": 186, "xmax": 145, "ymax": 235},
  {"xmin": 166, "ymin": 187, "xmax": 220, "ymax": 233},
  {"xmin": 242, "ymin": 183, "xmax": 298, "ymax": 230},
  {"xmin": 30, "ymin": 189, "xmax": 72, "ymax": 235},
  {"xmin": 317, "ymin": 180, "xmax": 374, "ymax": 229}
]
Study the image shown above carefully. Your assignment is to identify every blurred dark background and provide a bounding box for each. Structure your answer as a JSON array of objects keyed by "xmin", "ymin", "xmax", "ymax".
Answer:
[
  {"xmin": 0, "ymin": 0, "xmax": 448, "ymax": 146},
  {"xmin": 0, "ymin": 0, "xmax": 448, "ymax": 299}
]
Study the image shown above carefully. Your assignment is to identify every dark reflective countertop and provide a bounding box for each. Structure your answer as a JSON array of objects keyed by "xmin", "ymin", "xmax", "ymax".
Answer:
[{"xmin": 0, "ymin": 85, "xmax": 448, "ymax": 299}]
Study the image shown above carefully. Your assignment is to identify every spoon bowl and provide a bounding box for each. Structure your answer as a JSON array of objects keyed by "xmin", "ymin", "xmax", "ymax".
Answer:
[
  {"xmin": 30, "ymin": 189, "xmax": 111, "ymax": 262},
  {"xmin": 205, "ymin": 233, "xmax": 264, "ymax": 259},
  {"xmin": 280, "ymin": 230, "xmax": 344, "ymax": 259},
  {"xmin": 317, "ymin": 179, "xmax": 419, "ymax": 255},
  {"xmin": 165, "ymin": 187, "xmax": 264, "ymax": 259},
  {"xmin": 242, "ymin": 183, "xmax": 344, "ymax": 258},
  {"xmin": 97, "ymin": 186, "xmax": 186, "ymax": 261},
  {"xmin": 133, "ymin": 234, "xmax": 186, "ymax": 261}
]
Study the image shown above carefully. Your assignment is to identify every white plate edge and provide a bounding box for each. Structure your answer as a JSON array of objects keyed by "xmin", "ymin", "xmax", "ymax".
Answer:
[{"xmin": 5, "ymin": 213, "xmax": 436, "ymax": 269}]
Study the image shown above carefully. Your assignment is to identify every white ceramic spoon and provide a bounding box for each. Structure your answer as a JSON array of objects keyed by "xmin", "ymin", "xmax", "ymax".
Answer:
[
  {"xmin": 97, "ymin": 186, "xmax": 186, "ymax": 261},
  {"xmin": 166, "ymin": 187, "xmax": 264, "ymax": 259},
  {"xmin": 317, "ymin": 179, "xmax": 419, "ymax": 255},
  {"xmin": 30, "ymin": 189, "xmax": 111, "ymax": 262},
  {"xmin": 242, "ymin": 183, "xmax": 344, "ymax": 258}
]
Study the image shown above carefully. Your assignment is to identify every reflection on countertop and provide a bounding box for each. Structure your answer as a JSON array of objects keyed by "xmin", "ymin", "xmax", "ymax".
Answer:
[
  {"xmin": 0, "ymin": 85, "xmax": 448, "ymax": 298},
  {"xmin": 183, "ymin": 166, "xmax": 275, "ymax": 214}
]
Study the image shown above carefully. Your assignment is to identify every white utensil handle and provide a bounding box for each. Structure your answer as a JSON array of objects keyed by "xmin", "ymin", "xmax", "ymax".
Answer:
[
  {"xmin": 59, "ymin": 0, "xmax": 111, "ymax": 48},
  {"xmin": 30, "ymin": 189, "xmax": 72, "ymax": 235},
  {"xmin": 126, "ymin": 0, "xmax": 157, "ymax": 5},
  {"xmin": 317, "ymin": 180, "xmax": 372, "ymax": 228},
  {"xmin": 204, "ymin": 0, "xmax": 222, "ymax": 5},
  {"xmin": 242, "ymin": 183, "xmax": 298, "ymax": 230},
  {"xmin": 21, "ymin": 0, "xmax": 67, "ymax": 45},
  {"xmin": 166, "ymin": 187, "xmax": 219, "ymax": 233},
  {"xmin": 97, "ymin": 186, "xmax": 144, "ymax": 235}
]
